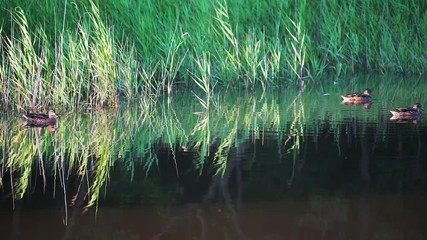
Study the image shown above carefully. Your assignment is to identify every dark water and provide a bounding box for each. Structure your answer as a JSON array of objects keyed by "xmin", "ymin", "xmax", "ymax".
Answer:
[{"xmin": 1, "ymin": 75, "xmax": 427, "ymax": 239}]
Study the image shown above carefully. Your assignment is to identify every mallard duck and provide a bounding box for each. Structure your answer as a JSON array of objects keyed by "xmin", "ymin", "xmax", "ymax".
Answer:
[
  {"xmin": 23, "ymin": 109, "xmax": 57, "ymax": 127},
  {"xmin": 390, "ymin": 103, "xmax": 422, "ymax": 118},
  {"xmin": 341, "ymin": 88, "xmax": 372, "ymax": 103}
]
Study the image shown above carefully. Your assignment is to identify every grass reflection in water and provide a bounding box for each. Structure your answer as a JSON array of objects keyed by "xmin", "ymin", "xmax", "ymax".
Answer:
[{"xmin": 0, "ymin": 77, "xmax": 426, "ymax": 227}]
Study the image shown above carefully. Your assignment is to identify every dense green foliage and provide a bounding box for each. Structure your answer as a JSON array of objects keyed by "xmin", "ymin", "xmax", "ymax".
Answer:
[{"xmin": 0, "ymin": 0, "xmax": 426, "ymax": 109}]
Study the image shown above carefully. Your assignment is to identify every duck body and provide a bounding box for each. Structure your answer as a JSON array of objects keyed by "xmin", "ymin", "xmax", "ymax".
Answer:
[
  {"xmin": 390, "ymin": 103, "xmax": 422, "ymax": 119},
  {"xmin": 23, "ymin": 110, "xmax": 57, "ymax": 127},
  {"xmin": 341, "ymin": 89, "xmax": 372, "ymax": 103}
]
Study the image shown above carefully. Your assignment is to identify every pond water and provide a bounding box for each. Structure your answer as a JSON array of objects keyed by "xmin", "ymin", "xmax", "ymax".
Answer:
[{"xmin": 1, "ymin": 75, "xmax": 426, "ymax": 240}]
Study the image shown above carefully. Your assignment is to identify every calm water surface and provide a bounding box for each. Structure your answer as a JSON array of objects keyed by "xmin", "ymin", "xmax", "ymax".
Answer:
[{"xmin": 1, "ymin": 75, "xmax": 426, "ymax": 239}]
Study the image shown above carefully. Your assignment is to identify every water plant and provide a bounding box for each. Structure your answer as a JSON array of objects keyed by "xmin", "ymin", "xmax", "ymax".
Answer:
[{"xmin": 0, "ymin": 0, "xmax": 425, "ymax": 110}]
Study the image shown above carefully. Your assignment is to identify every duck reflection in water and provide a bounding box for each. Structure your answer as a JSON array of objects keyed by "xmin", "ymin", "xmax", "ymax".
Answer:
[
  {"xmin": 389, "ymin": 117, "xmax": 420, "ymax": 124},
  {"xmin": 341, "ymin": 101, "xmax": 373, "ymax": 109},
  {"xmin": 46, "ymin": 124, "xmax": 58, "ymax": 133}
]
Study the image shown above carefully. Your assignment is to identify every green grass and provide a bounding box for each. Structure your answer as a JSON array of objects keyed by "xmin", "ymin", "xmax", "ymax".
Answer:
[{"xmin": 0, "ymin": 0, "xmax": 426, "ymax": 110}]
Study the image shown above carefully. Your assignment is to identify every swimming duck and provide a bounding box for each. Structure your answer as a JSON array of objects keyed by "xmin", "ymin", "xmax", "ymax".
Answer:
[
  {"xmin": 23, "ymin": 109, "xmax": 57, "ymax": 127},
  {"xmin": 341, "ymin": 89, "xmax": 372, "ymax": 103},
  {"xmin": 390, "ymin": 103, "xmax": 422, "ymax": 118}
]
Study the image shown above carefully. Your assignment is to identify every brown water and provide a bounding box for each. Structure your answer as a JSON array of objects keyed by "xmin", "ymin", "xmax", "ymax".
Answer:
[
  {"xmin": 1, "ymin": 75, "xmax": 426, "ymax": 239},
  {"xmin": 3, "ymin": 195, "xmax": 426, "ymax": 239}
]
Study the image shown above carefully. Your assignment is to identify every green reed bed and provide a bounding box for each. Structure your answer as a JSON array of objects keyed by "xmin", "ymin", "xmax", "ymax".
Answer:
[{"xmin": 1, "ymin": 0, "xmax": 426, "ymax": 110}]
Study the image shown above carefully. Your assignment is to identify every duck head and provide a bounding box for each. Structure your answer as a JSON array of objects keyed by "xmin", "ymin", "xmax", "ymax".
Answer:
[
  {"xmin": 363, "ymin": 88, "xmax": 372, "ymax": 95},
  {"xmin": 48, "ymin": 110, "xmax": 57, "ymax": 119},
  {"xmin": 413, "ymin": 103, "xmax": 422, "ymax": 110}
]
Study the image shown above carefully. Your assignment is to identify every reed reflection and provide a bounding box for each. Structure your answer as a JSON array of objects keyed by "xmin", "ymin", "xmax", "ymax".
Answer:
[{"xmin": 0, "ymin": 82, "xmax": 426, "ymax": 234}]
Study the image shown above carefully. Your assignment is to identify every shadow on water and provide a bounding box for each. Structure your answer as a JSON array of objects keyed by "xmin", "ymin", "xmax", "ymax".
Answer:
[{"xmin": 1, "ymin": 75, "xmax": 427, "ymax": 239}]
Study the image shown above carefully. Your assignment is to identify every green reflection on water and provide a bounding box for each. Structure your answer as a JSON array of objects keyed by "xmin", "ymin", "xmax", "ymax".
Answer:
[{"xmin": 0, "ymin": 74, "xmax": 425, "ymax": 217}]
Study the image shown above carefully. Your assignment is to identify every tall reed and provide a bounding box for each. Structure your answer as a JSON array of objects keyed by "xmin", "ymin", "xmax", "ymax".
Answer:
[{"xmin": 0, "ymin": 0, "xmax": 426, "ymax": 110}]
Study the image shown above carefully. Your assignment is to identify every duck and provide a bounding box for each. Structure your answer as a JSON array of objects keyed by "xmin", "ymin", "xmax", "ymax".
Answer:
[
  {"xmin": 341, "ymin": 88, "xmax": 373, "ymax": 103},
  {"xmin": 390, "ymin": 103, "xmax": 422, "ymax": 119},
  {"xmin": 23, "ymin": 109, "xmax": 57, "ymax": 127}
]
